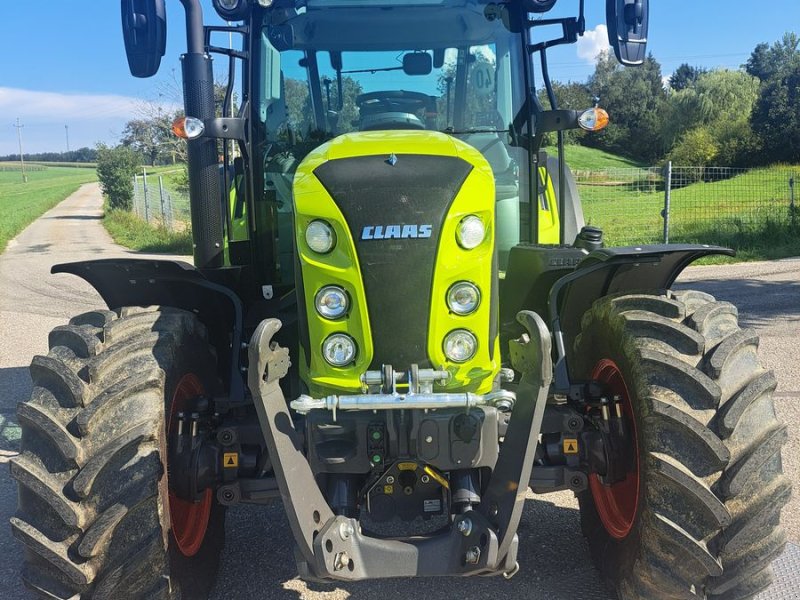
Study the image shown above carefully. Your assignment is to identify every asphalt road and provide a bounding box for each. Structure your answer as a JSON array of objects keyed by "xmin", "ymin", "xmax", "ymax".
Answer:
[{"xmin": 0, "ymin": 184, "xmax": 797, "ymax": 599}]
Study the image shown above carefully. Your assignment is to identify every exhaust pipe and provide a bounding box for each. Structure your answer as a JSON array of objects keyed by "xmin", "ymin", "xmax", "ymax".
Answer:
[{"xmin": 180, "ymin": 0, "xmax": 223, "ymax": 269}]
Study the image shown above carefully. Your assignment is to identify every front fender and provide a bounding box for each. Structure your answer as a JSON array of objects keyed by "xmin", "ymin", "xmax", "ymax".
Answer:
[
  {"xmin": 52, "ymin": 259, "xmax": 246, "ymax": 404},
  {"xmin": 549, "ymin": 244, "xmax": 734, "ymax": 389}
]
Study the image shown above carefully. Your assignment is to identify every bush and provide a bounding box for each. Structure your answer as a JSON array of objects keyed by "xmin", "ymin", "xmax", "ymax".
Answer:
[
  {"xmin": 96, "ymin": 144, "xmax": 141, "ymax": 211},
  {"xmin": 668, "ymin": 127, "xmax": 719, "ymax": 167}
]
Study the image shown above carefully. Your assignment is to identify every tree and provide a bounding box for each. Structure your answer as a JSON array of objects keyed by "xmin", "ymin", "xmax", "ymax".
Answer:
[
  {"xmin": 662, "ymin": 70, "xmax": 760, "ymax": 165},
  {"xmin": 745, "ymin": 33, "xmax": 800, "ymax": 81},
  {"xmin": 96, "ymin": 144, "xmax": 141, "ymax": 211},
  {"xmin": 583, "ymin": 52, "xmax": 668, "ymax": 162},
  {"xmin": 668, "ymin": 64, "xmax": 707, "ymax": 92},
  {"xmin": 751, "ymin": 63, "xmax": 800, "ymax": 164}
]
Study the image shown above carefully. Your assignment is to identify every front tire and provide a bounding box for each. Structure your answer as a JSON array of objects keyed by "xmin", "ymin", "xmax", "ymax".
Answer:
[
  {"xmin": 572, "ymin": 291, "xmax": 790, "ymax": 600},
  {"xmin": 10, "ymin": 307, "xmax": 225, "ymax": 599}
]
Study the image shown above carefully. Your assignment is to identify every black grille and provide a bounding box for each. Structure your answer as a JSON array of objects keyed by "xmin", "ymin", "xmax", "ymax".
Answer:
[{"xmin": 314, "ymin": 154, "xmax": 473, "ymax": 369}]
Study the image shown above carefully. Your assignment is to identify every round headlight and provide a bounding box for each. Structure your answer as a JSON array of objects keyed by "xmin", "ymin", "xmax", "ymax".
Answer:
[
  {"xmin": 306, "ymin": 220, "xmax": 336, "ymax": 254},
  {"xmin": 456, "ymin": 215, "xmax": 486, "ymax": 250},
  {"xmin": 315, "ymin": 286, "xmax": 349, "ymax": 320},
  {"xmin": 443, "ymin": 329, "xmax": 477, "ymax": 363},
  {"xmin": 322, "ymin": 333, "xmax": 357, "ymax": 367},
  {"xmin": 447, "ymin": 282, "xmax": 481, "ymax": 315}
]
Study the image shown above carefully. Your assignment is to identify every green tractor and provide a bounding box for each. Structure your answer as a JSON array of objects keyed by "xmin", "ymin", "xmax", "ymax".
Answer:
[{"xmin": 10, "ymin": 0, "xmax": 790, "ymax": 598}]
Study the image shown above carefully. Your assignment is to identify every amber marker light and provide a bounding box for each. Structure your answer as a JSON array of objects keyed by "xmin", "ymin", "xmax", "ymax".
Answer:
[
  {"xmin": 171, "ymin": 116, "xmax": 205, "ymax": 140},
  {"xmin": 578, "ymin": 107, "xmax": 610, "ymax": 132}
]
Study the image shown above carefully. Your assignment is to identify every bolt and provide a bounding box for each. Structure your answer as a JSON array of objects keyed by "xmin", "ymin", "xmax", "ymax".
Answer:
[
  {"xmin": 465, "ymin": 546, "xmax": 481, "ymax": 565},
  {"xmin": 425, "ymin": 435, "xmax": 433, "ymax": 443},
  {"xmin": 221, "ymin": 488, "xmax": 236, "ymax": 502},
  {"xmin": 571, "ymin": 476, "xmax": 583, "ymax": 488},
  {"xmin": 333, "ymin": 551, "xmax": 350, "ymax": 572},
  {"xmin": 403, "ymin": 486, "xmax": 413, "ymax": 495},
  {"xmin": 568, "ymin": 417, "xmax": 582, "ymax": 431},
  {"xmin": 190, "ymin": 413, "xmax": 200, "ymax": 438},
  {"xmin": 386, "ymin": 476, "xmax": 395, "ymax": 484},
  {"xmin": 219, "ymin": 429, "xmax": 235, "ymax": 445},
  {"xmin": 420, "ymin": 474, "xmax": 430, "ymax": 484},
  {"xmin": 457, "ymin": 518, "xmax": 473, "ymax": 537},
  {"xmin": 338, "ymin": 522, "xmax": 355, "ymax": 541},
  {"xmin": 489, "ymin": 503, "xmax": 499, "ymax": 517}
]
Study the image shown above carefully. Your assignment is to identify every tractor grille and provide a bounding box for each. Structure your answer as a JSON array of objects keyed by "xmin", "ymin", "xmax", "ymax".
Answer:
[{"xmin": 314, "ymin": 154, "xmax": 472, "ymax": 369}]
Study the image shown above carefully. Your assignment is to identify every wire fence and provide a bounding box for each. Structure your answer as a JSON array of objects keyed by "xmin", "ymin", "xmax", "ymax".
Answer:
[
  {"xmin": 133, "ymin": 164, "xmax": 800, "ymax": 249},
  {"xmin": 132, "ymin": 171, "xmax": 190, "ymax": 230},
  {"xmin": 576, "ymin": 164, "xmax": 800, "ymax": 247}
]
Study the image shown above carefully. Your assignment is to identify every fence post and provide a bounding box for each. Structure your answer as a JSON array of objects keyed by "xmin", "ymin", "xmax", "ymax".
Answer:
[
  {"xmin": 663, "ymin": 161, "xmax": 672, "ymax": 244},
  {"xmin": 142, "ymin": 168, "xmax": 150, "ymax": 223},
  {"xmin": 159, "ymin": 176, "xmax": 167, "ymax": 226},
  {"xmin": 133, "ymin": 174, "xmax": 138, "ymax": 217},
  {"xmin": 790, "ymin": 176, "xmax": 796, "ymax": 228}
]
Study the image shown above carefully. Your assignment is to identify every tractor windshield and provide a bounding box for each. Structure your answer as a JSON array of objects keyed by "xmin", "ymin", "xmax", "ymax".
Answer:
[{"xmin": 257, "ymin": 1, "xmax": 536, "ymax": 275}]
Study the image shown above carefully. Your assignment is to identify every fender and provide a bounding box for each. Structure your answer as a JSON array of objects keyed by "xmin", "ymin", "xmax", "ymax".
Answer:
[
  {"xmin": 52, "ymin": 259, "xmax": 246, "ymax": 405},
  {"xmin": 548, "ymin": 244, "xmax": 735, "ymax": 390}
]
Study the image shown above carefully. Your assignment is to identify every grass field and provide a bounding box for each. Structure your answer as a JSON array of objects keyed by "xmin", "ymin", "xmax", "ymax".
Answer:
[
  {"xmin": 0, "ymin": 165, "xmax": 98, "ymax": 252},
  {"xmin": 103, "ymin": 208, "xmax": 192, "ymax": 254},
  {"xmin": 579, "ymin": 165, "xmax": 800, "ymax": 261},
  {"xmin": 544, "ymin": 144, "xmax": 645, "ymax": 170}
]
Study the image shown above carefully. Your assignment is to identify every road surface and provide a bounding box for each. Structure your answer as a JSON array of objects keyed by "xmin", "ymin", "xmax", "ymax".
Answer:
[{"xmin": 0, "ymin": 183, "xmax": 796, "ymax": 599}]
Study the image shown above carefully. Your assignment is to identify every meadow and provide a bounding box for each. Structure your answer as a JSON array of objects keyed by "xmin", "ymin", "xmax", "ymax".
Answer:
[{"xmin": 0, "ymin": 164, "xmax": 98, "ymax": 251}]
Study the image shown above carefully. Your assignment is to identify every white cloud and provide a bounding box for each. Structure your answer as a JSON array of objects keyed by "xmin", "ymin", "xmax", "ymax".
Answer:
[
  {"xmin": 577, "ymin": 24, "xmax": 610, "ymax": 65},
  {"xmin": 0, "ymin": 88, "xmax": 179, "ymax": 155},
  {"xmin": 0, "ymin": 87, "xmax": 143, "ymax": 121}
]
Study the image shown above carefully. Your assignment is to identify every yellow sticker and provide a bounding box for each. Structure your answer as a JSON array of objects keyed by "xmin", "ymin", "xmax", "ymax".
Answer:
[
  {"xmin": 563, "ymin": 439, "xmax": 579, "ymax": 455},
  {"xmin": 383, "ymin": 485, "xmax": 394, "ymax": 495},
  {"xmin": 398, "ymin": 462, "xmax": 417, "ymax": 471},
  {"xmin": 223, "ymin": 452, "xmax": 239, "ymax": 468}
]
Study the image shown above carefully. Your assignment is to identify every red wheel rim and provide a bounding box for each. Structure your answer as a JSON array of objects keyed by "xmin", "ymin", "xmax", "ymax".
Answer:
[
  {"xmin": 589, "ymin": 359, "xmax": 640, "ymax": 540},
  {"xmin": 168, "ymin": 373, "xmax": 212, "ymax": 557}
]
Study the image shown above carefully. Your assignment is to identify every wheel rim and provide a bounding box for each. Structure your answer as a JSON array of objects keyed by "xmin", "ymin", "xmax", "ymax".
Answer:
[
  {"xmin": 168, "ymin": 373, "xmax": 212, "ymax": 557},
  {"xmin": 589, "ymin": 359, "xmax": 640, "ymax": 540}
]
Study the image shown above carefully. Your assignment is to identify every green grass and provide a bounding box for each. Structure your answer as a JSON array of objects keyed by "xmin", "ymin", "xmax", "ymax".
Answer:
[
  {"xmin": 579, "ymin": 165, "xmax": 800, "ymax": 261},
  {"xmin": 103, "ymin": 208, "xmax": 192, "ymax": 254},
  {"xmin": 0, "ymin": 166, "xmax": 98, "ymax": 252},
  {"xmin": 544, "ymin": 144, "xmax": 646, "ymax": 170}
]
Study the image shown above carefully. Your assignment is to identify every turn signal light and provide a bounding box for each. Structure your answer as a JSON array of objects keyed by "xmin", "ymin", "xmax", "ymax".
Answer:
[
  {"xmin": 578, "ymin": 107, "xmax": 610, "ymax": 132},
  {"xmin": 171, "ymin": 116, "xmax": 205, "ymax": 140}
]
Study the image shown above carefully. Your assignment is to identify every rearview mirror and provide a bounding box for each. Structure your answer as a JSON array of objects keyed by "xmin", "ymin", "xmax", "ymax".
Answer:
[
  {"xmin": 121, "ymin": 0, "xmax": 167, "ymax": 78},
  {"xmin": 403, "ymin": 53, "xmax": 433, "ymax": 76},
  {"xmin": 606, "ymin": 0, "xmax": 648, "ymax": 66}
]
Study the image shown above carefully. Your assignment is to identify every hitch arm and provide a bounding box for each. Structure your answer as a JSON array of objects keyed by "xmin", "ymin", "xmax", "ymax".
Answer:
[{"xmin": 247, "ymin": 319, "xmax": 334, "ymax": 567}]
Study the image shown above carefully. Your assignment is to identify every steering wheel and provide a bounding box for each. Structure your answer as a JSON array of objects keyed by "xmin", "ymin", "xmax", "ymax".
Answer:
[{"xmin": 356, "ymin": 91, "xmax": 434, "ymax": 131}]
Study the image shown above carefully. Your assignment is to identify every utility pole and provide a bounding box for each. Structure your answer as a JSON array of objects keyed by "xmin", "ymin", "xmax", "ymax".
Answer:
[
  {"xmin": 14, "ymin": 118, "xmax": 27, "ymax": 183},
  {"xmin": 65, "ymin": 125, "xmax": 70, "ymax": 153}
]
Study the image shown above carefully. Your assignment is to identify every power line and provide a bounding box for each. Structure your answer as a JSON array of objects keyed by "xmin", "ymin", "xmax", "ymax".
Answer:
[{"xmin": 13, "ymin": 117, "xmax": 27, "ymax": 183}]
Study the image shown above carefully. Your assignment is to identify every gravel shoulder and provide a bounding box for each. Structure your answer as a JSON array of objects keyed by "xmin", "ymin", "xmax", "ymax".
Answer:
[{"xmin": 0, "ymin": 185, "xmax": 796, "ymax": 599}]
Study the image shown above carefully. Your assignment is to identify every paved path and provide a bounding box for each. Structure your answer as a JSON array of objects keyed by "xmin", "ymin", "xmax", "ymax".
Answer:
[{"xmin": 0, "ymin": 184, "xmax": 796, "ymax": 599}]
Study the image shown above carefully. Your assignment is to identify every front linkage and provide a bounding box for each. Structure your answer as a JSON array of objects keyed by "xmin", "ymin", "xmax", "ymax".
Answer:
[{"xmin": 247, "ymin": 312, "xmax": 551, "ymax": 580}]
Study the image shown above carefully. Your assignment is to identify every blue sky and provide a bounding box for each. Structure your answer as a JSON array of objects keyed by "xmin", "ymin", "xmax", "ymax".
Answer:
[{"xmin": 0, "ymin": 1, "xmax": 798, "ymax": 154}]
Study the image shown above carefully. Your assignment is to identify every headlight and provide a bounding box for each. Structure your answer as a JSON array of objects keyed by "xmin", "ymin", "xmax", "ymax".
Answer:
[
  {"xmin": 315, "ymin": 286, "xmax": 349, "ymax": 320},
  {"xmin": 306, "ymin": 220, "xmax": 336, "ymax": 254},
  {"xmin": 447, "ymin": 282, "xmax": 481, "ymax": 315},
  {"xmin": 443, "ymin": 329, "xmax": 477, "ymax": 363},
  {"xmin": 323, "ymin": 334, "xmax": 357, "ymax": 367},
  {"xmin": 456, "ymin": 215, "xmax": 486, "ymax": 250}
]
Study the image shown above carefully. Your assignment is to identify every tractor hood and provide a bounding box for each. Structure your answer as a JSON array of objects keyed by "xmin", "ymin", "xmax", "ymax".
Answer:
[{"xmin": 292, "ymin": 131, "xmax": 499, "ymax": 396}]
